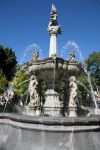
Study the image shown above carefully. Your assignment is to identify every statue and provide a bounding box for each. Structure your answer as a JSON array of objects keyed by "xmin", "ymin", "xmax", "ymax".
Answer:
[
  {"xmin": 48, "ymin": 4, "xmax": 62, "ymax": 35},
  {"xmin": 69, "ymin": 50, "xmax": 75, "ymax": 61},
  {"xmin": 69, "ymin": 76, "xmax": 77, "ymax": 107},
  {"xmin": 32, "ymin": 51, "xmax": 39, "ymax": 61},
  {"xmin": 28, "ymin": 75, "xmax": 39, "ymax": 108}
]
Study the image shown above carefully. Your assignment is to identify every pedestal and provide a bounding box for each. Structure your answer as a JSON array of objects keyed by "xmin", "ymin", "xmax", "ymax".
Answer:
[
  {"xmin": 43, "ymin": 89, "xmax": 62, "ymax": 116},
  {"xmin": 28, "ymin": 106, "xmax": 40, "ymax": 116},
  {"xmin": 68, "ymin": 106, "xmax": 77, "ymax": 117}
]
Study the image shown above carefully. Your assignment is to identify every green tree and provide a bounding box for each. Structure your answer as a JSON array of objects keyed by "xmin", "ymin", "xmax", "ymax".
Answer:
[
  {"xmin": 10, "ymin": 71, "xmax": 30, "ymax": 105},
  {"xmin": 0, "ymin": 45, "xmax": 17, "ymax": 81},
  {"xmin": 77, "ymin": 52, "xmax": 100, "ymax": 107},
  {"xmin": 85, "ymin": 52, "xmax": 100, "ymax": 89},
  {"xmin": 38, "ymin": 79, "xmax": 47, "ymax": 105},
  {"xmin": 77, "ymin": 73, "xmax": 89, "ymax": 107},
  {"xmin": 0, "ymin": 73, "xmax": 8, "ymax": 94}
]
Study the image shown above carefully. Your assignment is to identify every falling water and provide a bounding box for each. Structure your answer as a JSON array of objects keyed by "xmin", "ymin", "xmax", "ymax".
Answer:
[
  {"xmin": 41, "ymin": 116, "xmax": 46, "ymax": 150},
  {"xmin": 19, "ymin": 43, "xmax": 42, "ymax": 65},
  {"xmin": 41, "ymin": 130, "xmax": 45, "ymax": 150},
  {"xmin": 53, "ymin": 57, "xmax": 56, "ymax": 90},
  {"xmin": 14, "ymin": 128, "xmax": 22, "ymax": 150},
  {"xmin": 76, "ymin": 80, "xmax": 90, "ymax": 93},
  {"xmin": 61, "ymin": 40, "xmax": 99, "ymax": 115},
  {"xmin": 93, "ymin": 132, "xmax": 100, "ymax": 150},
  {"xmin": 70, "ymin": 126, "xmax": 74, "ymax": 150},
  {"xmin": 64, "ymin": 126, "xmax": 74, "ymax": 150},
  {"xmin": 13, "ymin": 79, "xmax": 30, "ymax": 90}
]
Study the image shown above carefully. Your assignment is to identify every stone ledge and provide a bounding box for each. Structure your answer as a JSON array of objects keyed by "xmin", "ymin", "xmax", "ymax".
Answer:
[{"xmin": 0, "ymin": 113, "xmax": 100, "ymax": 127}]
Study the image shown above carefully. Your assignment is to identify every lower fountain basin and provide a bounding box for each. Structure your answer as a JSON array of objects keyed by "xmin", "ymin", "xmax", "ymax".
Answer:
[{"xmin": 0, "ymin": 113, "xmax": 100, "ymax": 150}]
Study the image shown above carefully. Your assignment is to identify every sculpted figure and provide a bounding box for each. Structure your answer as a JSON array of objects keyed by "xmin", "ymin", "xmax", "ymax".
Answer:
[
  {"xmin": 32, "ymin": 51, "xmax": 39, "ymax": 61},
  {"xmin": 48, "ymin": 4, "xmax": 62, "ymax": 35},
  {"xmin": 69, "ymin": 50, "xmax": 75, "ymax": 61},
  {"xmin": 69, "ymin": 76, "xmax": 77, "ymax": 107},
  {"xmin": 28, "ymin": 75, "xmax": 39, "ymax": 107}
]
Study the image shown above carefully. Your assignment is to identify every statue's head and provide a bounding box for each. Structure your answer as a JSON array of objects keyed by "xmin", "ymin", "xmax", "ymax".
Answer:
[
  {"xmin": 31, "ymin": 75, "xmax": 36, "ymax": 80},
  {"xmin": 70, "ymin": 76, "xmax": 76, "ymax": 82}
]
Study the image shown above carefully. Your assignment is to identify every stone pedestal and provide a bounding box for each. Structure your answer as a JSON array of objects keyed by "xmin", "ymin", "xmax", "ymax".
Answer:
[
  {"xmin": 43, "ymin": 89, "xmax": 62, "ymax": 116},
  {"xmin": 94, "ymin": 108, "xmax": 100, "ymax": 115},
  {"xmin": 68, "ymin": 106, "xmax": 77, "ymax": 117},
  {"xmin": 28, "ymin": 106, "xmax": 41, "ymax": 116},
  {"xmin": 28, "ymin": 106, "xmax": 37, "ymax": 116}
]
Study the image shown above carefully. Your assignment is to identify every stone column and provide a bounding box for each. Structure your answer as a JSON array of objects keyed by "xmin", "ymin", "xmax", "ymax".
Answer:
[
  {"xmin": 68, "ymin": 76, "xmax": 78, "ymax": 117},
  {"xmin": 28, "ymin": 75, "xmax": 40, "ymax": 116},
  {"xmin": 48, "ymin": 4, "xmax": 62, "ymax": 57},
  {"xmin": 49, "ymin": 34, "xmax": 57, "ymax": 57},
  {"xmin": 43, "ymin": 89, "xmax": 62, "ymax": 116}
]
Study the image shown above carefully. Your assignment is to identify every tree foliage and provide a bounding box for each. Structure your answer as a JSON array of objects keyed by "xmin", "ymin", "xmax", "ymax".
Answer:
[
  {"xmin": 0, "ymin": 73, "xmax": 8, "ymax": 94},
  {"xmin": 10, "ymin": 71, "xmax": 30, "ymax": 97},
  {"xmin": 0, "ymin": 45, "xmax": 17, "ymax": 81},
  {"xmin": 85, "ymin": 52, "xmax": 100, "ymax": 88},
  {"xmin": 77, "ymin": 52, "xmax": 100, "ymax": 107}
]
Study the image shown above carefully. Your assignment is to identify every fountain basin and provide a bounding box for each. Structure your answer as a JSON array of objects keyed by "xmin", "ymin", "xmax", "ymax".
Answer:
[
  {"xmin": 28, "ymin": 57, "xmax": 80, "ymax": 80},
  {"xmin": 0, "ymin": 113, "xmax": 100, "ymax": 150}
]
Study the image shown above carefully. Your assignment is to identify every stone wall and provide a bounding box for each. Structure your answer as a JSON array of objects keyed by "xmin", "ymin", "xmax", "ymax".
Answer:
[{"xmin": 0, "ymin": 114, "xmax": 100, "ymax": 150}]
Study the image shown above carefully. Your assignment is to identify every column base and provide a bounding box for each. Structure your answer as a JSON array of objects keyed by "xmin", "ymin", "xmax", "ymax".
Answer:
[
  {"xmin": 43, "ymin": 107, "xmax": 62, "ymax": 117},
  {"xmin": 68, "ymin": 106, "xmax": 77, "ymax": 117},
  {"xmin": 28, "ymin": 106, "xmax": 41, "ymax": 116}
]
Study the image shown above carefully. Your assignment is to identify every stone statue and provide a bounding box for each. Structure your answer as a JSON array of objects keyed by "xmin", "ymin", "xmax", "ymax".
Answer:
[
  {"xmin": 69, "ymin": 50, "xmax": 75, "ymax": 61},
  {"xmin": 28, "ymin": 75, "xmax": 39, "ymax": 108},
  {"xmin": 48, "ymin": 4, "xmax": 62, "ymax": 35},
  {"xmin": 69, "ymin": 76, "xmax": 77, "ymax": 107},
  {"xmin": 49, "ymin": 4, "xmax": 57, "ymax": 26},
  {"xmin": 32, "ymin": 51, "xmax": 39, "ymax": 61}
]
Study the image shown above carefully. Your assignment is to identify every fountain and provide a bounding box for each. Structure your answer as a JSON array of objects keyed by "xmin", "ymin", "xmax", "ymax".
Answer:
[{"xmin": 0, "ymin": 4, "xmax": 100, "ymax": 150}]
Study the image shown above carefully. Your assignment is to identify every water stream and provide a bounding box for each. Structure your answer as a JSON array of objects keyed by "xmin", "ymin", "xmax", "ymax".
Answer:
[
  {"xmin": 19, "ymin": 43, "xmax": 42, "ymax": 64},
  {"xmin": 61, "ymin": 40, "xmax": 99, "ymax": 115},
  {"xmin": 52, "ymin": 57, "xmax": 56, "ymax": 90},
  {"xmin": 14, "ymin": 128, "xmax": 22, "ymax": 150}
]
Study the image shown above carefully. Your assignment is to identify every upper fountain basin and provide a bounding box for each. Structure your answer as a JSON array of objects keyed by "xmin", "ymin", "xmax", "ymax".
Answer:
[{"xmin": 27, "ymin": 57, "xmax": 81, "ymax": 80}]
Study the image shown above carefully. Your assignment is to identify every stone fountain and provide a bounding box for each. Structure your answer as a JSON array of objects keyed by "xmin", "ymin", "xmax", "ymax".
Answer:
[
  {"xmin": 26, "ymin": 4, "xmax": 80, "ymax": 117},
  {"xmin": 0, "ymin": 4, "xmax": 100, "ymax": 150}
]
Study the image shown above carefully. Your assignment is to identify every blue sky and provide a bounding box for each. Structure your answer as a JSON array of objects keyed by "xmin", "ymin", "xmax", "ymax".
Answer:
[{"xmin": 0, "ymin": 0, "xmax": 100, "ymax": 63}]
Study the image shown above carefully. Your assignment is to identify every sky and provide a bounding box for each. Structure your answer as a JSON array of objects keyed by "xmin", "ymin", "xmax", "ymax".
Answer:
[{"xmin": 0, "ymin": 0, "xmax": 100, "ymax": 63}]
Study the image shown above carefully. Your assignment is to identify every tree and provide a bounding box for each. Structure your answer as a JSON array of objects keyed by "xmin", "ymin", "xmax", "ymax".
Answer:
[
  {"xmin": 0, "ymin": 45, "xmax": 17, "ymax": 81},
  {"xmin": 77, "ymin": 73, "xmax": 90, "ymax": 107},
  {"xmin": 77, "ymin": 52, "xmax": 100, "ymax": 107},
  {"xmin": 85, "ymin": 52, "xmax": 100, "ymax": 89},
  {"xmin": 0, "ymin": 73, "xmax": 8, "ymax": 94},
  {"xmin": 10, "ymin": 71, "xmax": 30, "ymax": 105}
]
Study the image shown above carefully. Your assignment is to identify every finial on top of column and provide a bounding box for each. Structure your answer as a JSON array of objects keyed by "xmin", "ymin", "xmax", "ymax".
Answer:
[
  {"xmin": 51, "ymin": 4, "xmax": 56, "ymax": 12},
  {"xmin": 48, "ymin": 4, "xmax": 62, "ymax": 35}
]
